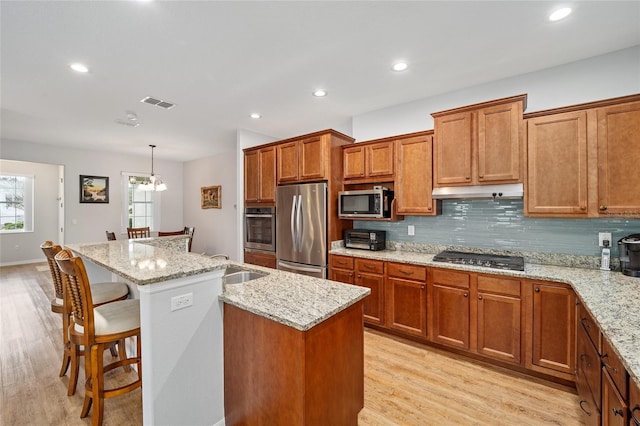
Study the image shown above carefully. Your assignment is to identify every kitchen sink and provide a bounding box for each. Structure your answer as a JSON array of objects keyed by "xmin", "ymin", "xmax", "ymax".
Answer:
[{"xmin": 223, "ymin": 266, "xmax": 268, "ymax": 284}]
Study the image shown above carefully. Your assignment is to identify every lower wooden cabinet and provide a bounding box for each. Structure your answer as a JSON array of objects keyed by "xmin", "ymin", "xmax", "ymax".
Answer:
[
  {"xmin": 603, "ymin": 367, "xmax": 629, "ymax": 426},
  {"xmin": 385, "ymin": 262, "xmax": 427, "ymax": 337},
  {"xmin": 630, "ymin": 379, "xmax": 640, "ymax": 426},
  {"xmin": 243, "ymin": 250, "xmax": 276, "ymax": 269},
  {"xmin": 527, "ymin": 280, "xmax": 576, "ymax": 380},
  {"xmin": 430, "ymin": 269, "xmax": 471, "ymax": 350},
  {"xmin": 354, "ymin": 258, "xmax": 385, "ymax": 326},
  {"xmin": 329, "ymin": 254, "xmax": 355, "ymax": 284}
]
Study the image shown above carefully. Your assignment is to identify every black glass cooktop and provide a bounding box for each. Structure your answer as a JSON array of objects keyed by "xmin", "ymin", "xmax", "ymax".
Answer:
[{"xmin": 433, "ymin": 250, "xmax": 525, "ymax": 271}]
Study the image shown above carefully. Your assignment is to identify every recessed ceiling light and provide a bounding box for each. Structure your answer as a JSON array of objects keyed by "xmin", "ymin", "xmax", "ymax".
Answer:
[
  {"xmin": 70, "ymin": 63, "xmax": 89, "ymax": 73},
  {"xmin": 392, "ymin": 62, "xmax": 408, "ymax": 72},
  {"xmin": 549, "ymin": 7, "xmax": 572, "ymax": 21},
  {"xmin": 250, "ymin": 113, "xmax": 262, "ymax": 119},
  {"xmin": 313, "ymin": 89, "xmax": 327, "ymax": 97}
]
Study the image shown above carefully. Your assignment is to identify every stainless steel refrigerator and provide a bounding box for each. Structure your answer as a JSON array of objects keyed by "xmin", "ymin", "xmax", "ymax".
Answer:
[{"xmin": 276, "ymin": 182, "xmax": 328, "ymax": 278}]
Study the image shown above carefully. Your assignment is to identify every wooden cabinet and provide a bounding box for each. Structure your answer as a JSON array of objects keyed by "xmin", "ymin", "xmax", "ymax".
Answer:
[
  {"xmin": 244, "ymin": 146, "xmax": 276, "ymax": 204},
  {"xmin": 243, "ymin": 250, "xmax": 276, "ymax": 269},
  {"xmin": 429, "ymin": 269, "xmax": 471, "ymax": 350},
  {"xmin": 277, "ymin": 135, "xmax": 331, "ymax": 183},
  {"xmin": 603, "ymin": 367, "xmax": 629, "ymax": 426},
  {"xmin": 354, "ymin": 258, "xmax": 385, "ymax": 326},
  {"xmin": 343, "ymin": 140, "xmax": 394, "ymax": 181},
  {"xmin": 476, "ymin": 275, "xmax": 522, "ymax": 364},
  {"xmin": 525, "ymin": 110, "xmax": 588, "ymax": 216},
  {"xmin": 395, "ymin": 131, "xmax": 439, "ymax": 216},
  {"xmin": 526, "ymin": 281, "xmax": 576, "ymax": 380},
  {"xmin": 630, "ymin": 379, "xmax": 640, "ymax": 426},
  {"xmin": 432, "ymin": 94, "xmax": 525, "ymax": 187},
  {"xmin": 595, "ymin": 100, "xmax": 640, "ymax": 216},
  {"xmin": 385, "ymin": 262, "xmax": 427, "ymax": 337},
  {"xmin": 329, "ymin": 254, "xmax": 355, "ymax": 285},
  {"xmin": 576, "ymin": 302, "xmax": 602, "ymax": 417}
]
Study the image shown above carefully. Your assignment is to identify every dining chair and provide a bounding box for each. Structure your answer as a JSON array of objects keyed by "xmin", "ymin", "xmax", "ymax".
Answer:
[
  {"xmin": 157, "ymin": 230, "xmax": 184, "ymax": 236},
  {"xmin": 126, "ymin": 226, "xmax": 150, "ymax": 239},
  {"xmin": 55, "ymin": 248, "xmax": 142, "ymax": 426},
  {"xmin": 105, "ymin": 231, "xmax": 116, "ymax": 241},
  {"xmin": 40, "ymin": 241, "xmax": 130, "ymax": 396}
]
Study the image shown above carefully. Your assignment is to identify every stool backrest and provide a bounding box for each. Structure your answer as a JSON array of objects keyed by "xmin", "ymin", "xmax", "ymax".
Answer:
[
  {"xmin": 106, "ymin": 231, "xmax": 117, "ymax": 241},
  {"xmin": 40, "ymin": 240, "xmax": 64, "ymax": 300},
  {"xmin": 55, "ymin": 249, "xmax": 94, "ymax": 335},
  {"xmin": 127, "ymin": 227, "xmax": 150, "ymax": 239}
]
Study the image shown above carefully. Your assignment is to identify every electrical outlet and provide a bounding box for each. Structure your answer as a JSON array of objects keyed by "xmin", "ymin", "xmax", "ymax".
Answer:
[
  {"xmin": 171, "ymin": 293, "xmax": 193, "ymax": 311},
  {"xmin": 598, "ymin": 232, "xmax": 612, "ymax": 247},
  {"xmin": 408, "ymin": 225, "xmax": 415, "ymax": 236}
]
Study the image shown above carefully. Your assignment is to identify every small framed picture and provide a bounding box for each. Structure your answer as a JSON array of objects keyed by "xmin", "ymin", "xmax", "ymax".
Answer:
[
  {"xmin": 201, "ymin": 185, "xmax": 221, "ymax": 209},
  {"xmin": 80, "ymin": 175, "xmax": 109, "ymax": 204}
]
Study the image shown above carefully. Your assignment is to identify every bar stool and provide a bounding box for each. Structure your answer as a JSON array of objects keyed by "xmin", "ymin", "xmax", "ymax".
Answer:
[
  {"xmin": 40, "ymin": 241, "xmax": 130, "ymax": 396},
  {"xmin": 127, "ymin": 227, "xmax": 150, "ymax": 238},
  {"xmin": 105, "ymin": 231, "xmax": 116, "ymax": 241},
  {"xmin": 55, "ymin": 248, "xmax": 142, "ymax": 426}
]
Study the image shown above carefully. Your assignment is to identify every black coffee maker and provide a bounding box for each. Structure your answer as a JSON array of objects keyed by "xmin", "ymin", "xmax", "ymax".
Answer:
[{"xmin": 618, "ymin": 234, "xmax": 640, "ymax": 277}]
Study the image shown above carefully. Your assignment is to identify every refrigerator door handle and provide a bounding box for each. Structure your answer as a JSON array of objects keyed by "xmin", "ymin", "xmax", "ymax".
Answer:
[
  {"xmin": 296, "ymin": 194, "xmax": 303, "ymax": 252},
  {"xmin": 290, "ymin": 195, "xmax": 298, "ymax": 252}
]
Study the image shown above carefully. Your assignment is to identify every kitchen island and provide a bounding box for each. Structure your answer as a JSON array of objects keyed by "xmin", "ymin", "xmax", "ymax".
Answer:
[{"xmin": 66, "ymin": 236, "xmax": 369, "ymax": 425}]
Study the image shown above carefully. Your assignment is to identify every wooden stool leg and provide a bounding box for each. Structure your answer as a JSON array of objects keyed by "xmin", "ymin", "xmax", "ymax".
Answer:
[
  {"xmin": 80, "ymin": 342, "xmax": 93, "ymax": 418},
  {"xmin": 118, "ymin": 339, "xmax": 131, "ymax": 373},
  {"xmin": 91, "ymin": 344, "xmax": 105, "ymax": 426},
  {"xmin": 59, "ymin": 312, "xmax": 71, "ymax": 377},
  {"xmin": 68, "ymin": 342, "xmax": 80, "ymax": 396}
]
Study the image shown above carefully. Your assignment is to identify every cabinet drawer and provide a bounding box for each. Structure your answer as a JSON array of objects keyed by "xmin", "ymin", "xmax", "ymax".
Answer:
[
  {"xmin": 602, "ymin": 337, "xmax": 628, "ymax": 400},
  {"xmin": 576, "ymin": 368, "xmax": 601, "ymax": 426},
  {"xmin": 355, "ymin": 258, "xmax": 384, "ymax": 275},
  {"xmin": 477, "ymin": 275, "xmax": 521, "ymax": 297},
  {"xmin": 432, "ymin": 269, "xmax": 470, "ymax": 289},
  {"xmin": 578, "ymin": 302, "xmax": 601, "ymax": 352},
  {"xmin": 330, "ymin": 255, "xmax": 354, "ymax": 270},
  {"xmin": 577, "ymin": 321, "xmax": 601, "ymax": 409},
  {"xmin": 387, "ymin": 262, "xmax": 426, "ymax": 281}
]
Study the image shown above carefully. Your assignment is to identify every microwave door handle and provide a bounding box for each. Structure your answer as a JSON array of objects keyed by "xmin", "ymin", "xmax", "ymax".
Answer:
[
  {"xmin": 290, "ymin": 195, "xmax": 298, "ymax": 252},
  {"xmin": 296, "ymin": 194, "xmax": 303, "ymax": 252},
  {"xmin": 244, "ymin": 214, "xmax": 273, "ymax": 218}
]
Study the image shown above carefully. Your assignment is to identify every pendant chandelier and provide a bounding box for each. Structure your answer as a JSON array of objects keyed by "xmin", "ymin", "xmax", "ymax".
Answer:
[{"xmin": 138, "ymin": 144, "xmax": 167, "ymax": 192}]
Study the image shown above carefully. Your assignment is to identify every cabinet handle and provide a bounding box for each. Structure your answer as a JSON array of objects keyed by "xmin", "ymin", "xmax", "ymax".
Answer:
[
  {"xmin": 534, "ymin": 287, "xmax": 540, "ymax": 293},
  {"xmin": 600, "ymin": 205, "xmax": 608, "ymax": 211},
  {"xmin": 399, "ymin": 269, "xmax": 414, "ymax": 275},
  {"xmin": 631, "ymin": 405, "xmax": 640, "ymax": 425},
  {"xmin": 612, "ymin": 407, "xmax": 624, "ymax": 417},
  {"xmin": 478, "ymin": 295, "xmax": 483, "ymax": 300},
  {"xmin": 581, "ymin": 317, "xmax": 591, "ymax": 330},
  {"xmin": 364, "ymin": 264, "xmax": 376, "ymax": 270},
  {"xmin": 579, "ymin": 353, "xmax": 591, "ymax": 367},
  {"xmin": 463, "ymin": 293, "xmax": 468, "ymax": 298},
  {"xmin": 579, "ymin": 400, "xmax": 592, "ymax": 416},
  {"xmin": 601, "ymin": 354, "xmax": 619, "ymax": 373}
]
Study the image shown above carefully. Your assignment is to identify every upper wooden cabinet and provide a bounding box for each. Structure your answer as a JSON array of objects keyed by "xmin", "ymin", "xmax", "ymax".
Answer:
[
  {"xmin": 526, "ymin": 110, "xmax": 588, "ymax": 217},
  {"xmin": 343, "ymin": 140, "xmax": 394, "ymax": 181},
  {"xmin": 432, "ymin": 94, "xmax": 526, "ymax": 187},
  {"xmin": 244, "ymin": 146, "xmax": 276, "ymax": 205},
  {"xmin": 525, "ymin": 94, "xmax": 640, "ymax": 218},
  {"xmin": 395, "ymin": 131, "xmax": 439, "ymax": 216}
]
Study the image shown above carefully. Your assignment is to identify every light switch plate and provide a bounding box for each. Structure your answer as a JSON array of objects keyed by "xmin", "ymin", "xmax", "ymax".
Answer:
[
  {"xmin": 408, "ymin": 225, "xmax": 415, "ymax": 236},
  {"xmin": 598, "ymin": 232, "xmax": 612, "ymax": 247}
]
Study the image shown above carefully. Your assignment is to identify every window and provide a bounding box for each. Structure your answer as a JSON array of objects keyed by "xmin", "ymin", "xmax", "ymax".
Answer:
[
  {"xmin": 0, "ymin": 174, "xmax": 34, "ymax": 232},
  {"xmin": 121, "ymin": 173, "xmax": 161, "ymax": 233}
]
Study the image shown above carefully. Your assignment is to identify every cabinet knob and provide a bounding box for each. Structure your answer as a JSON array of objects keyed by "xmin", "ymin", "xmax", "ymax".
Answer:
[
  {"xmin": 357, "ymin": 274, "xmax": 362, "ymax": 278},
  {"xmin": 534, "ymin": 287, "xmax": 540, "ymax": 293},
  {"xmin": 463, "ymin": 293, "xmax": 468, "ymax": 298},
  {"xmin": 421, "ymin": 285, "xmax": 425, "ymax": 290},
  {"xmin": 580, "ymin": 205, "xmax": 586, "ymax": 211},
  {"xmin": 478, "ymin": 174, "xmax": 484, "ymax": 178},
  {"xmin": 601, "ymin": 355, "xmax": 619, "ymax": 373},
  {"xmin": 612, "ymin": 408, "xmax": 624, "ymax": 417},
  {"xmin": 465, "ymin": 176, "xmax": 471, "ymax": 180},
  {"xmin": 600, "ymin": 205, "xmax": 608, "ymax": 211},
  {"xmin": 478, "ymin": 295, "xmax": 483, "ymax": 300}
]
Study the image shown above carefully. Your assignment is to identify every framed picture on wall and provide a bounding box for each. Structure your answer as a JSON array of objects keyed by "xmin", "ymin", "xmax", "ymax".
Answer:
[
  {"xmin": 80, "ymin": 175, "xmax": 109, "ymax": 203},
  {"xmin": 201, "ymin": 185, "xmax": 221, "ymax": 209}
]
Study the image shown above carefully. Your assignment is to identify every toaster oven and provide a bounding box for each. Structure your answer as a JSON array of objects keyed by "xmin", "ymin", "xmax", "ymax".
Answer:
[{"xmin": 344, "ymin": 229, "xmax": 386, "ymax": 251}]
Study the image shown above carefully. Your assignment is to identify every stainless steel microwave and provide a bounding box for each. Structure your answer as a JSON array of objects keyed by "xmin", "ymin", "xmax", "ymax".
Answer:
[{"xmin": 338, "ymin": 189, "xmax": 394, "ymax": 219}]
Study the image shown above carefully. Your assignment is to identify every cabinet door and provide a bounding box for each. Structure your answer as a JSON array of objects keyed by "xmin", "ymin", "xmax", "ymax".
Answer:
[
  {"xmin": 531, "ymin": 283, "xmax": 576, "ymax": 376},
  {"xmin": 343, "ymin": 145, "xmax": 365, "ymax": 179},
  {"xmin": 630, "ymin": 379, "xmax": 640, "ymax": 426},
  {"xmin": 386, "ymin": 277, "xmax": 426, "ymax": 337},
  {"xmin": 603, "ymin": 369, "xmax": 629, "ymax": 426},
  {"xmin": 367, "ymin": 141, "xmax": 394, "ymax": 177},
  {"xmin": 596, "ymin": 101, "xmax": 640, "ymax": 216},
  {"xmin": 477, "ymin": 292, "xmax": 521, "ymax": 364},
  {"xmin": 299, "ymin": 136, "xmax": 326, "ymax": 181},
  {"xmin": 258, "ymin": 147, "xmax": 276, "ymax": 203},
  {"xmin": 396, "ymin": 134, "xmax": 437, "ymax": 215},
  {"xmin": 577, "ymin": 319, "xmax": 602, "ymax": 409},
  {"xmin": 355, "ymin": 272, "xmax": 384, "ymax": 326},
  {"xmin": 277, "ymin": 141, "xmax": 299, "ymax": 183},
  {"xmin": 330, "ymin": 268, "xmax": 354, "ymax": 285},
  {"xmin": 477, "ymin": 101, "xmax": 521, "ymax": 183},
  {"xmin": 244, "ymin": 150, "xmax": 260, "ymax": 203},
  {"xmin": 431, "ymin": 284, "xmax": 470, "ymax": 349},
  {"xmin": 434, "ymin": 111, "xmax": 473, "ymax": 186},
  {"xmin": 526, "ymin": 111, "xmax": 588, "ymax": 216}
]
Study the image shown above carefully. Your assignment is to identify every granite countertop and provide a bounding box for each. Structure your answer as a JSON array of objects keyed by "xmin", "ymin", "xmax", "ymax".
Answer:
[
  {"xmin": 330, "ymin": 247, "xmax": 640, "ymax": 388},
  {"xmin": 219, "ymin": 264, "xmax": 370, "ymax": 332},
  {"xmin": 66, "ymin": 235, "xmax": 227, "ymax": 285}
]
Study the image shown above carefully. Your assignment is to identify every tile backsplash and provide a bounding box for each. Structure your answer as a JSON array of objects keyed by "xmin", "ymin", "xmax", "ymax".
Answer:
[{"xmin": 354, "ymin": 199, "xmax": 640, "ymax": 257}]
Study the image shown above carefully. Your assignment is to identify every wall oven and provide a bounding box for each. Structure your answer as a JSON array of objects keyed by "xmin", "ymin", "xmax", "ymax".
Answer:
[{"xmin": 244, "ymin": 207, "xmax": 276, "ymax": 252}]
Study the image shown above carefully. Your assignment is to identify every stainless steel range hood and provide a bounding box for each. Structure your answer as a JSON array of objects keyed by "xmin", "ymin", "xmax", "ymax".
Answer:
[{"xmin": 431, "ymin": 183, "xmax": 524, "ymax": 200}]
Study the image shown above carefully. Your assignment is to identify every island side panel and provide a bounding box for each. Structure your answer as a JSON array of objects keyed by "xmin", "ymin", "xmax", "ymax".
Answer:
[
  {"xmin": 224, "ymin": 304, "xmax": 305, "ymax": 425},
  {"xmin": 304, "ymin": 301, "xmax": 365, "ymax": 425}
]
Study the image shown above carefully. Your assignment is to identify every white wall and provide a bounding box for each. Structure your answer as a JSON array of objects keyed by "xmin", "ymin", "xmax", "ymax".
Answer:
[
  {"xmin": 352, "ymin": 46, "xmax": 640, "ymax": 141},
  {"xmin": 0, "ymin": 139, "xmax": 183, "ymax": 253},
  {"xmin": 0, "ymin": 159, "xmax": 60, "ymax": 265},
  {"xmin": 183, "ymin": 147, "xmax": 239, "ymax": 259}
]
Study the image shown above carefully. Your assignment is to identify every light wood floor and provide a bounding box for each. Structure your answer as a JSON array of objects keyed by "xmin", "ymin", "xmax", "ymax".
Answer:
[{"xmin": 0, "ymin": 263, "xmax": 583, "ymax": 425}]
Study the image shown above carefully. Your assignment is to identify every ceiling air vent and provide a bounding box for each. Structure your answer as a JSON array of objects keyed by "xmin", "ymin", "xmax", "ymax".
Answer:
[{"xmin": 140, "ymin": 96, "xmax": 176, "ymax": 109}]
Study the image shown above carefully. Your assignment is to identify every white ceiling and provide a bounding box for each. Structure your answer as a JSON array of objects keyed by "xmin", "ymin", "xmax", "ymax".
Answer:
[{"xmin": 1, "ymin": 1, "xmax": 639, "ymax": 162}]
